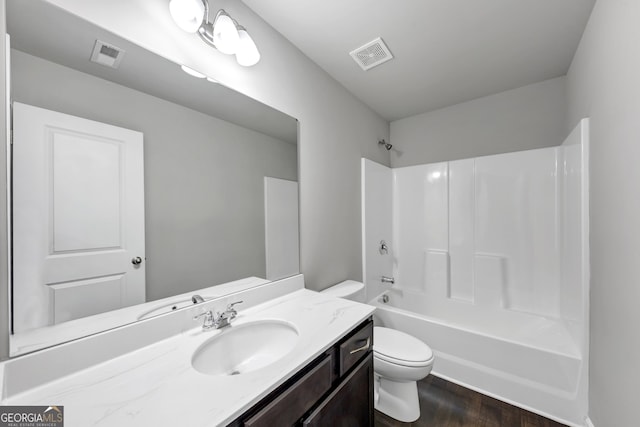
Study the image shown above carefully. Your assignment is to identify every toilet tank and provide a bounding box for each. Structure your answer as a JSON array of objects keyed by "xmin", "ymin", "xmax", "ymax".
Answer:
[{"xmin": 320, "ymin": 280, "xmax": 365, "ymax": 303}]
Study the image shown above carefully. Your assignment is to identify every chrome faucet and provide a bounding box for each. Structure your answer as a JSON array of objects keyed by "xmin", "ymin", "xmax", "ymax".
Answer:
[
  {"xmin": 191, "ymin": 294, "xmax": 205, "ymax": 304},
  {"xmin": 213, "ymin": 301, "xmax": 243, "ymax": 329},
  {"xmin": 194, "ymin": 300, "xmax": 243, "ymax": 330},
  {"xmin": 381, "ymin": 276, "xmax": 395, "ymax": 285}
]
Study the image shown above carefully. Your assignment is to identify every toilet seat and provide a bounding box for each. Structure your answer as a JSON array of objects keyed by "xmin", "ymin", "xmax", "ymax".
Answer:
[{"xmin": 374, "ymin": 327, "xmax": 433, "ymax": 367}]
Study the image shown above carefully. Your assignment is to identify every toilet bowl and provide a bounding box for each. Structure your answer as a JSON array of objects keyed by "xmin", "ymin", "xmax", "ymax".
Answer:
[
  {"xmin": 373, "ymin": 326, "xmax": 433, "ymax": 422},
  {"xmin": 320, "ymin": 280, "xmax": 434, "ymax": 423}
]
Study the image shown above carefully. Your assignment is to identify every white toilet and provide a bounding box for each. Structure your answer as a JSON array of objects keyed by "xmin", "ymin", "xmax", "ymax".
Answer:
[{"xmin": 321, "ymin": 280, "xmax": 434, "ymax": 423}]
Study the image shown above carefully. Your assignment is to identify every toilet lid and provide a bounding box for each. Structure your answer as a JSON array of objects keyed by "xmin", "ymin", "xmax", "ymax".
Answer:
[
  {"xmin": 320, "ymin": 280, "xmax": 364, "ymax": 298},
  {"xmin": 374, "ymin": 327, "xmax": 433, "ymax": 364}
]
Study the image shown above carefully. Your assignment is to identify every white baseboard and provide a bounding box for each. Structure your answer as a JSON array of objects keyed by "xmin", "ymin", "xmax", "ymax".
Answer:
[{"xmin": 585, "ymin": 416, "xmax": 595, "ymax": 427}]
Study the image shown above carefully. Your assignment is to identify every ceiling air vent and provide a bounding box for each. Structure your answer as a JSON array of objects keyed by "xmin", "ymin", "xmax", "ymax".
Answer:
[
  {"xmin": 90, "ymin": 40, "xmax": 125, "ymax": 69},
  {"xmin": 349, "ymin": 37, "xmax": 393, "ymax": 71}
]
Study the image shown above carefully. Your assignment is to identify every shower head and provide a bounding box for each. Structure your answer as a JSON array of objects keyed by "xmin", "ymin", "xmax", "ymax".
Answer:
[{"xmin": 378, "ymin": 139, "xmax": 393, "ymax": 150}]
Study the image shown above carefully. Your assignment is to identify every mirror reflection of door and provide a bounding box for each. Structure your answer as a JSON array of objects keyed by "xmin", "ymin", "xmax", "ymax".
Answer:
[
  {"xmin": 264, "ymin": 177, "xmax": 299, "ymax": 280},
  {"xmin": 13, "ymin": 102, "xmax": 145, "ymax": 332}
]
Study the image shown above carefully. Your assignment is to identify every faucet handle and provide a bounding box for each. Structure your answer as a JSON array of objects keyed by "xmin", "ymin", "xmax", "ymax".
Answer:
[
  {"xmin": 226, "ymin": 300, "xmax": 243, "ymax": 317},
  {"xmin": 194, "ymin": 310, "xmax": 215, "ymax": 330},
  {"xmin": 193, "ymin": 310, "xmax": 211, "ymax": 320},
  {"xmin": 227, "ymin": 300, "xmax": 243, "ymax": 310}
]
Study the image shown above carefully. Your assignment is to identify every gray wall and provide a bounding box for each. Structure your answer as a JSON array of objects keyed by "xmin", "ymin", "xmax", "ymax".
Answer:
[
  {"xmin": 41, "ymin": 0, "xmax": 391, "ymax": 293},
  {"xmin": 390, "ymin": 77, "xmax": 567, "ymax": 167},
  {"xmin": 12, "ymin": 49, "xmax": 297, "ymax": 301},
  {"xmin": 566, "ymin": 1, "xmax": 640, "ymax": 425}
]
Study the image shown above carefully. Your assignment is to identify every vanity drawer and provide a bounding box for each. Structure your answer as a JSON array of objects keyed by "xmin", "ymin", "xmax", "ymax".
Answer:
[
  {"xmin": 338, "ymin": 319, "xmax": 373, "ymax": 376},
  {"xmin": 243, "ymin": 354, "xmax": 333, "ymax": 427}
]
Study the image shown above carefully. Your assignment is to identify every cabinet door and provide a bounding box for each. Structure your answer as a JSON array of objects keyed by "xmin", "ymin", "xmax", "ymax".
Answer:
[
  {"xmin": 244, "ymin": 355, "xmax": 332, "ymax": 427},
  {"xmin": 302, "ymin": 353, "xmax": 373, "ymax": 427}
]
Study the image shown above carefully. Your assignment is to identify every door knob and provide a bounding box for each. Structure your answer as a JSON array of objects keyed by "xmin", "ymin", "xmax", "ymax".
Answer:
[{"xmin": 131, "ymin": 256, "xmax": 143, "ymax": 266}]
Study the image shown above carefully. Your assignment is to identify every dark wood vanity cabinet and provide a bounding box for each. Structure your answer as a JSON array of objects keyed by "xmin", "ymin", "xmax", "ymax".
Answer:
[
  {"xmin": 229, "ymin": 317, "xmax": 374, "ymax": 427},
  {"xmin": 302, "ymin": 354, "xmax": 373, "ymax": 427}
]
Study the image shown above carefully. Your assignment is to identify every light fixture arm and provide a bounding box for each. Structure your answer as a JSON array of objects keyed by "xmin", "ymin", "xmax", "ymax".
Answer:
[
  {"xmin": 199, "ymin": 0, "xmax": 210, "ymax": 23},
  {"xmin": 196, "ymin": 9, "xmax": 240, "ymax": 50},
  {"xmin": 197, "ymin": 21, "xmax": 217, "ymax": 49},
  {"xmin": 196, "ymin": 6, "xmax": 219, "ymax": 49}
]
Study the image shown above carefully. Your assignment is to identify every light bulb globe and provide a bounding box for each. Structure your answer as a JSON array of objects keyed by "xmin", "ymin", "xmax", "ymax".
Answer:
[
  {"xmin": 213, "ymin": 11, "xmax": 240, "ymax": 55},
  {"xmin": 236, "ymin": 28, "xmax": 260, "ymax": 66},
  {"xmin": 169, "ymin": 0, "xmax": 205, "ymax": 33}
]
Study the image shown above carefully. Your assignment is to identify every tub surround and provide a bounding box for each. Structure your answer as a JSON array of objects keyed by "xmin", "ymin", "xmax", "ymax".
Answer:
[
  {"xmin": 0, "ymin": 275, "xmax": 375, "ymax": 426},
  {"xmin": 361, "ymin": 119, "xmax": 589, "ymax": 426}
]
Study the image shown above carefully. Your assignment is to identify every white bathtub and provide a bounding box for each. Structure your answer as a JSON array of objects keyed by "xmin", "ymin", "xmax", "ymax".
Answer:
[{"xmin": 371, "ymin": 288, "xmax": 587, "ymax": 427}]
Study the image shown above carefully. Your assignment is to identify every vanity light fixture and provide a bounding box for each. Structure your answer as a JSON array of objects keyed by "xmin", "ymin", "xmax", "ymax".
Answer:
[{"xmin": 169, "ymin": 0, "xmax": 261, "ymax": 66}]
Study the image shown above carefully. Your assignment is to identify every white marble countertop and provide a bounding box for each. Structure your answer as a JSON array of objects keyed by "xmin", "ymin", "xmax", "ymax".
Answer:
[{"xmin": 2, "ymin": 289, "xmax": 375, "ymax": 426}]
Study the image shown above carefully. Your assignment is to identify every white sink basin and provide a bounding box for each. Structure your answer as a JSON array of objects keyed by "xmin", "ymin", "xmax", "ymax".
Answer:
[{"xmin": 191, "ymin": 320, "xmax": 299, "ymax": 376}]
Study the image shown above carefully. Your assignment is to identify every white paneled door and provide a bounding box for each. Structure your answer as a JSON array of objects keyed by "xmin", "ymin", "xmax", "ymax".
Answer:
[
  {"xmin": 264, "ymin": 177, "xmax": 299, "ymax": 280},
  {"xmin": 13, "ymin": 102, "xmax": 145, "ymax": 332}
]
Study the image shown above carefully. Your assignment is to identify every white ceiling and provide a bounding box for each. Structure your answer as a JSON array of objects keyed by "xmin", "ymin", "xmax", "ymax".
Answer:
[
  {"xmin": 242, "ymin": 0, "xmax": 595, "ymax": 121},
  {"xmin": 7, "ymin": 0, "xmax": 297, "ymax": 144}
]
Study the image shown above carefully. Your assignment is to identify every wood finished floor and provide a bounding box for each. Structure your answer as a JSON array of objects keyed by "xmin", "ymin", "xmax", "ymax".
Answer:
[{"xmin": 374, "ymin": 375, "xmax": 567, "ymax": 427}]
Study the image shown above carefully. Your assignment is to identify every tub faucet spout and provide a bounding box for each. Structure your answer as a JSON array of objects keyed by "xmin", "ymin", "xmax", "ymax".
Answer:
[{"xmin": 381, "ymin": 276, "xmax": 395, "ymax": 285}]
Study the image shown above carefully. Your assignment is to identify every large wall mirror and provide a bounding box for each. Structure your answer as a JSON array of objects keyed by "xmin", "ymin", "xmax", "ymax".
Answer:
[{"xmin": 7, "ymin": 0, "xmax": 299, "ymax": 356}]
